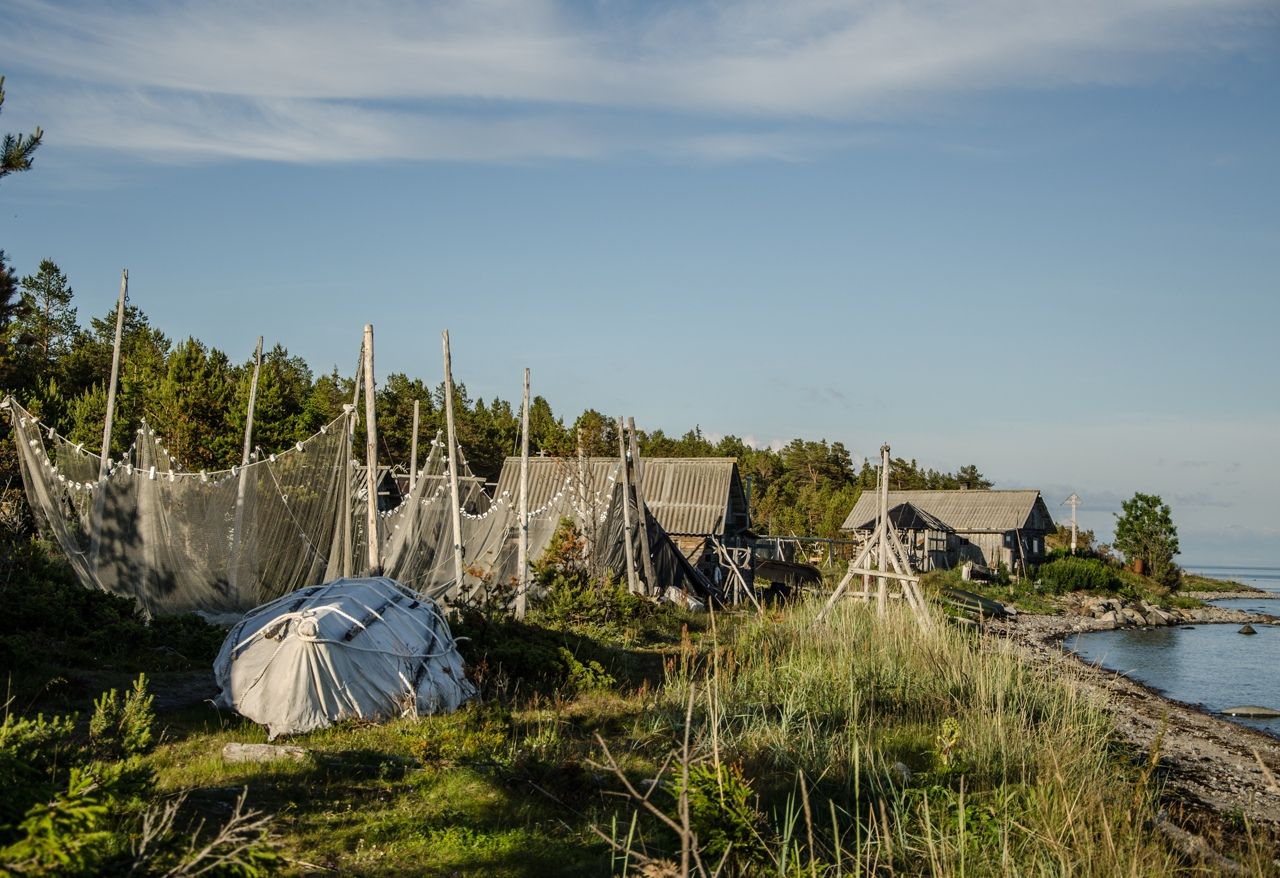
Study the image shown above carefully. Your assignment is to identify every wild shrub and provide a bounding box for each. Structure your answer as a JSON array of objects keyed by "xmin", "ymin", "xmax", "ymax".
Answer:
[
  {"xmin": 410, "ymin": 702, "xmax": 519, "ymax": 767},
  {"xmin": 0, "ymin": 711, "xmax": 78, "ymax": 829},
  {"xmin": 0, "ymin": 540, "xmax": 223, "ymax": 680},
  {"xmin": 679, "ymin": 762, "xmax": 769, "ymax": 870},
  {"xmin": 1038, "ymin": 556, "xmax": 1121, "ymax": 594},
  {"xmin": 89, "ymin": 673, "xmax": 155, "ymax": 760},
  {"xmin": 0, "ymin": 767, "xmax": 111, "ymax": 876}
]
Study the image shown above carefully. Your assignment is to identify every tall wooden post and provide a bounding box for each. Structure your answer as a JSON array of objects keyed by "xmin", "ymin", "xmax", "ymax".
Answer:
[
  {"xmin": 442, "ymin": 330, "xmax": 466, "ymax": 596},
  {"xmin": 628, "ymin": 417, "xmax": 657, "ymax": 594},
  {"xmin": 617, "ymin": 416, "xmax": 640, "ymax": 594},
  {"xmin": 342, "ymin": 353, "xmax": 361, "ymax": 578},
  {"xmin": 230, "ymin": 336, "xmax": 263, "ymax": 593},
  {"xmin": 877, "ymin": 443, "xmax": 890, "ymax": 616},
  {"xmin": 90, "ymin": 270, "xmax": 129, "ymax": 568},
  {"xmin": 516, "ymin": 368, "xmax": 531, "ymax": 619},
  {"xmin": 99, "ymin": 270, "xmax": 128, "ymax": 478},
  {"xmin": 409, "ymin": 400, "xmax": 421, "ymax": 494},
  {"xmin": 363, "ymin": 325, "xmax": 381, "ymax": 576},
  {"xmin": 577, "ymin": 427, "xmax": 591, "ymax": 571}
]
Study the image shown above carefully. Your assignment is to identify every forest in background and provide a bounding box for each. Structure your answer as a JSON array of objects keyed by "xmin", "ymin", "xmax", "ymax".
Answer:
[{"xmin": 0, "ymin": 258, "xmax": 993, "ymax": 540}]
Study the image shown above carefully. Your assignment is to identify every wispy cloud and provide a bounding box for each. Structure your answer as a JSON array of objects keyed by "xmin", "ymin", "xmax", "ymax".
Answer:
[{"xmin": 2, "ymin": 0, "xmax": 1269, "ymax": 163}]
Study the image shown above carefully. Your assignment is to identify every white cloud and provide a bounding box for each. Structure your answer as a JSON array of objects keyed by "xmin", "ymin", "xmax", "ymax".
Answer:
[{"xmin": 2, "ymin": 0, "xmax": 1268, "ymax": 163}]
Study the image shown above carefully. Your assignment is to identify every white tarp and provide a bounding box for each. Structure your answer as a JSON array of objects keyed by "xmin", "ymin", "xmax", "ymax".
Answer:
[{"xmin": 214, "ymin": 577, "xmax": 475, "ymax": 738}]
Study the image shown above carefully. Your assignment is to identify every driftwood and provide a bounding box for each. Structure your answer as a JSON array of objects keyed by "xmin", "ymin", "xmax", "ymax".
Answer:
[{"xmin": 222, "ymin": 742, "xmax": 310, "ymax": 764}]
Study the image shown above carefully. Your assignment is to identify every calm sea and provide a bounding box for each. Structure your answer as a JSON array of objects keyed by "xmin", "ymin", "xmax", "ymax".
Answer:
[{"xmin": 1066, "ymin": 565, "xmax": 1280, "ymax": 738}]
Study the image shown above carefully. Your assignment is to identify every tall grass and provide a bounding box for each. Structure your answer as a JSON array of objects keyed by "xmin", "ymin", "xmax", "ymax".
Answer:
[{"xmin": 626, "ymin": 599, "xmax": 1204, "ymax": 876}]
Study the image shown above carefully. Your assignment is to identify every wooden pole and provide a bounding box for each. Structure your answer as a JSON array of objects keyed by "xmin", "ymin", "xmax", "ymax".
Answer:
[
  {"xmin": 99, "ymin": 270, "xmax": 128, "ymax": 478},
  {"xmin": 627, "ymin": 417, "xmax": 657, "ymax": 594},
  {"xmin": 617, "ymin": 416, "xmax": 640, "ymax": 594},
  {"xmin": 516, "ymin": 368, "xmax": 531, "ymax": 618},
  {"xmin": 409, "ymin": 400, "xmax": 421, "ymax": 494},
  {"xmin": 577, "ymin": 427, "xmax": 592, "ymax": 572},
  {"xmin": 363, "ymin": 324, "xmax": 381, "ymax": 576},
  {"xmin": 342, "ymin": 352, "xmax": 360, "ymax": 578},
  {"xmin": 230, "ymin": 336, "xmax": 263, "ymax": 594},
  {"xmin": 89, "ymin": 270, "xmax": 129, "ymax": 569},
  {"xmin": 877, "ymin": 443, "xmax": 890, "ymax": 616},
  {"xmin": 442, "ymin": 330, "xmax": 466, "ymax": 596}
]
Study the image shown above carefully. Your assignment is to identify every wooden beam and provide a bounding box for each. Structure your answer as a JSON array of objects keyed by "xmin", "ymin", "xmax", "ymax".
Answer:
[
  {"xmin": 99, "ymin": 270, "xmax": 128, "ymax": 477},
  {"xmin": 408, "ymin": 399, "xmax": 420, "ymax": 494},
  {"xmin": 363, "ymin": 325, "xmax": 381, "ymax": 576},
  {"xmin": 627, "ymin": 417, "xmax": 657, "ymax": 594},
  {"xmin": 516, "ymin": 368, "xmax": 531, "ymax": 619},
  {"xmin": 442, "ymin": 330, "xmax": 466, "ymax": 597},
  {"xmin": 230, "ymin": 335, "xmax": 263, "ymax": 596},
  {"xmin": 616, "ymin": 416, "xmax": 640, "ymax": 595},
  {"xmin": 90, "ymin": 270, "xmax": 129, "ymax": 571}
]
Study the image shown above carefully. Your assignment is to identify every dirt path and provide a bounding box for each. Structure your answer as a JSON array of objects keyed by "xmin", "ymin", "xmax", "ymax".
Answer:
[{"xmin": 990, "ymin": 610, "xmax": 1280, "ymax": 834}]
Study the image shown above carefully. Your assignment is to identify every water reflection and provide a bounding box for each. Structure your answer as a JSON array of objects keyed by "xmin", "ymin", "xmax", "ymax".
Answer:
[{"xmin": 1066, "ymin": 623, "xmax": 1280, "ymax": 738}]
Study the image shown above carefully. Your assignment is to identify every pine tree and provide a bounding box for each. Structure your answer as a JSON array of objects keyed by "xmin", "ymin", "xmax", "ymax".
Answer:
[
  {"xmin": 0, "ymin": 76, "xmax": 42, "ymax": 180},
  {"xmin": 17, "ymin": 259, "xmax": 77, "ymax": 365},
  {"xmin": 148, "ymin": 337, "xmax": 235, "ymax": 470}
]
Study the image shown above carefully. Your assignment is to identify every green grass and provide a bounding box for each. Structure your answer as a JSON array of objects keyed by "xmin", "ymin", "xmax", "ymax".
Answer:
[
  {"xmin": 6, "ymin": 543, "xmax": 1277, "ymax": 876},
  {"xmin": 1180, "ymin": 573, "xmax": 1261, "ymax": 594}
]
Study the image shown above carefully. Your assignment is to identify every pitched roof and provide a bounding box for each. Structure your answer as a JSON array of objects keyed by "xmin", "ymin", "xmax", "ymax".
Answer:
[
  {"xmin": 640, "ymin": 458, "xmax": 744, "ymax": 536},
  {"xmin": 844, "ymin": 501, "xmax": 954, "ymax": 534},
  {"xmin": 840, "ymin": 490, "xmax": 1053, "ymax": 533},
  {"xmin": 493, "ymin": 456, "xmax": 745, "ymax": 536}
]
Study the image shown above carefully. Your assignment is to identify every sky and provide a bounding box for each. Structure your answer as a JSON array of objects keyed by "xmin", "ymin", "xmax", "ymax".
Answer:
[{"xmin": 1, "ymin": 0, "xmax": 1277, "ymax": 565}]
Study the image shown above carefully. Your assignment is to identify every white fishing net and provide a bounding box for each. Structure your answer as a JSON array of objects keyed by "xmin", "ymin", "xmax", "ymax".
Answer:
[{"xmin": 6, "ymin": 396, "xmax": 715, "ymax": 618}]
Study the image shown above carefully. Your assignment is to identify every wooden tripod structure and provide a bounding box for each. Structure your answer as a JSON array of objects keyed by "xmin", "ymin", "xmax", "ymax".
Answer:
[{"xmin": 815, "ymin": 443, "xmax": 933, "ymax": 627}]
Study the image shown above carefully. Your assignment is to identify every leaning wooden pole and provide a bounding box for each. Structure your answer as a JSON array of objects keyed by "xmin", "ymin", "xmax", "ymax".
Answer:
[
  {"xmin": 230, "ymin": 336, "xmax": 263, "ymax": 594},
  {"xmin": 363, "ymin": 324, "xmax": 382, "ymax": 576},
  {"xmin": 442, "ymin": 330, "xmax": 466, "ymax": 597},
  {"xmin": 617, "ymin": 416, "xmax": 640, "ymax": 595},
  {"xmin": 515, "ymin": 368, "xmax": 531, "ymax": 619},
  {"xmin": 90, "ymin": 269, "xmax": 129, "ymax": 569},
  {"xmin": 627, "ymin": 417, "xmax": 657, "ymax": 595},
  {"xmin": 99, "ymin": 269, "xmax": 128, "ymax": 479}
]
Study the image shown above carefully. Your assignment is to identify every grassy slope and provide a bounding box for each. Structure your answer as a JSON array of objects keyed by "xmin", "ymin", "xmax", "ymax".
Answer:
[
  {"xmin": 137, "ymin": 601, "xmax": 1276, "ymax": 875},
  {"xmin": 5, "ymin": 545, "xmax": 1274, "ymax": 875}
]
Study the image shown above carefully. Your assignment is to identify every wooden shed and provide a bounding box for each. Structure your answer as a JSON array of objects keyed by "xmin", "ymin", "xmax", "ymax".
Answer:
[
  {"xmin": 494, "ymin": 456, "xmax": 751, "ymax": 586},
  {"xmin": 840, "ymin": 489, "xmax": 1055, "ymax": 574}
]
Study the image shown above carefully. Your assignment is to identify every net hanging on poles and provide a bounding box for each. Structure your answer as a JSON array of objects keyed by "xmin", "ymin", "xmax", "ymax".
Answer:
[{"xmin": 5, "ymin": 397, "xmax": 353, "ymax": 617}]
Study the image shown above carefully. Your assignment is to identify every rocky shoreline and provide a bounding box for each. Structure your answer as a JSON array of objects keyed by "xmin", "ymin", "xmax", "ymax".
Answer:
[{"xmin": 988, "ymin": 597, "xmax": 1280, "ymax": 847}]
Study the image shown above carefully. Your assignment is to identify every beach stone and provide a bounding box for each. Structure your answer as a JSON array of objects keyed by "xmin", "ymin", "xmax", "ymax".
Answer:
[
  {"xmin": 1122, "ymin": 608, "xmax": 1147, "ymax": 626},
  {"xmin": 1238, "ymin": 624, "xmax": 1257, "ymax": 635},
  {"xmin": 1098, "ymin": 610, "xmax": 1120, "ymax": 626}
]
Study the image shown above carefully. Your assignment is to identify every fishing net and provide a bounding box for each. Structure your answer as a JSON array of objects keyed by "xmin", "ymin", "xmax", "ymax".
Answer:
[
  {"xmin": 6, "ymin": 395, "xmax": 714, "ymax": 618},
  {"xmin": 6, "ymin": 397, "xmax": 351, "ymax": 617}
]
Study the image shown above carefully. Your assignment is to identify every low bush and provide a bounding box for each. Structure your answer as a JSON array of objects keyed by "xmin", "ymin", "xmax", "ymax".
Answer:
[
  {"xmin": 0, "ymin": 540, "xmax": 224, "ymax": 679},
  {"xmin": 1038, "ymin": 556, "xmax": 1121, "ymax": 594}
]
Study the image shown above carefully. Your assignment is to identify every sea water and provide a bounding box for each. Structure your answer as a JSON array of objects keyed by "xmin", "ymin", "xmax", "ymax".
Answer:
[{"xmin": 1065, "ymin": 565, "xmax": 1280, "ymax": 739}]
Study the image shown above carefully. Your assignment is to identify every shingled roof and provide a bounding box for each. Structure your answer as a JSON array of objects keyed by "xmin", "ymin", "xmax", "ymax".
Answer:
[
  {"xmin": 494, "ymin": 457, "xmax": 747, "ymax": 537},
  {"xmin": 840, "ymin": 490, "xmax": 1053, "ymax": 534}
]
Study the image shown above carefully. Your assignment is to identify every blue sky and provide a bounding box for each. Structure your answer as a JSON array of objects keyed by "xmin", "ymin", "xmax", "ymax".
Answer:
[{"xmin": 1, "ymin": 0, "xmax": 1278, "ymax": 564}]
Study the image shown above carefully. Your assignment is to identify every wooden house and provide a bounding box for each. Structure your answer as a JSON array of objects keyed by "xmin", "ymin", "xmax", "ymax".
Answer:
[
  {"xmin": 494, "ymin": 456, "xmax": 751, "ymax": 586},
  {"xmin": 840, "ymin": 490, "xmax": 1055, "ymax": 573}
]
